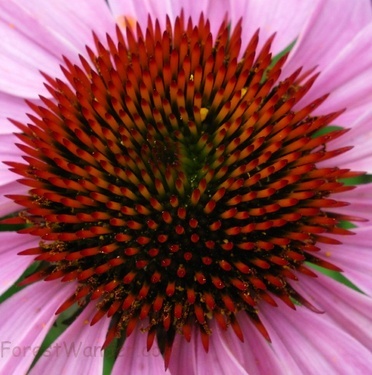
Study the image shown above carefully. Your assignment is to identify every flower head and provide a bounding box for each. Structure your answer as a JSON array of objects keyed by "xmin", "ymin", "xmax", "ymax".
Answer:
[{"xmin": 1, "ymin": 1, "xmax": 372, "ymax": 374}]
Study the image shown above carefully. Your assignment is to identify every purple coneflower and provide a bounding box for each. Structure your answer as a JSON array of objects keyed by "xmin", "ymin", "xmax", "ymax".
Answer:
[{"xmin": 1, "ymin": 0, "xmax": 372, "ymax": 374}]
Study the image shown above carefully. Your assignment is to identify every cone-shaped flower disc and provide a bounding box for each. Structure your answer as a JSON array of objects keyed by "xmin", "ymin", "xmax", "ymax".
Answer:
[{"xmin": 3, "ymin": 12, "xmax": 367, "ymax": 367}]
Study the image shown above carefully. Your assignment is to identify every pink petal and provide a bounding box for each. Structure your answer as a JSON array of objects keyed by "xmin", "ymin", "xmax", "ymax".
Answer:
[
  {"xmin": 230, "ymin": 0, "xmax": 319, "ymax": 56},
  {"xmin": 341, "ymin": 156, "xmax": 372, "ymax": 173},
  {"xmin": 29, "ymin": 304, "xmax": 109, "ymax": 375},
  {"xmin": 320, "ymin": 109, "xmax": 372, "ymax": 172},
  {"xmin": 315, "ymin": 226, "xmax": 372, "ymax": 296},
  {"xmin": 107, "ymin": 0, "xmax": 147, "ymax": 25},
  {"xmin": 326, "ymin": 183, "xmax": 372, "ymax": 225},
  {"xmin": 112, "ymin": 324, "xmax": 171, "ymax": 375},
  {"xmin": 0, "ymin": 18, "xmax": 62, "ymax": 98},
  {"xmin": 324, "ymin": 109, "xmax": 372, "ymax": 151},
  {"xmin": 108, "ymin": 0, "xmax": 231, "ymax": 36},
  {"xmin": 0, "ymin": 0, "xmax": 115, "ymax": 98},
  {"xmin": 168, "ymin": 333, "xmax": 198, "ymax": 375},
  {"xmin": 0, "ymin": 133, "xmax": 22, "ymax": 159},
  {"xmin": 0, "ymin": 169, "xmax": 19, "ymax": 187},
  {"xmin": 110, "ymin": 0, "xmax": 173, "ymax": 27},
  {"xmin": 282, "ymin": 0, "xmax": 371, "ymax": 77},
  {"xmin": 169, "ymin": 324, "xmax": 248, "ymax": 375},
  {"xmin": 0, "ymin": 133, "xmax": 25, "ymax": 185},
  {"xmin": 291, "ymin": 272, "xmax": 372, "ymax": 351},
  {"xmin": 301, "ymin": 24, "xmax": 372, "ymax": 124},
  {"xmin": 0, "ymin": 92, "xmax": 36, "ymax": 132},
  {"xmin": 0, "ymin": 181, "xmax": 26, "ymax": 216},
  {"xmin": 0, "ymin": 280, "xmax": 76, "ymax": 374},
  {"xmin": 332, "ymin": 105, "xmax": 371, "ymax": 127},
  {"xmin": 107, "ymin": 0, "xmax": 176, "ymax": 27},
  {"xmin": 4, "ymin": 0, "xmax": 115, "ymax": 56},
  {"xmin": 221, "ymin": 313, "xmax": 285, "ymax": 374},
  {"xmin": 0, "ymin": 2, "xmax": 77, "ymax": 61},
  {"xmin": 168, "ymin": 0, "xmax": 233, "ymax": 36},
  {"xmin": 260, "ymin": 301, "xmax": 372, "ymax": 374},
  {"xmin": 0, "ymin": 232, "xmax": 37, "ymax": 295},
  {"xmin": 109, "ymin": 0, "xmax": 318, "ymax": 56}
]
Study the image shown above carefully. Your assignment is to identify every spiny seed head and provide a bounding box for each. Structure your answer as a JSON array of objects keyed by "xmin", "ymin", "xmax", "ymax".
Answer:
[{"xmin": 6, "ymin": 13, "xmax": 361, "ymax": 364}]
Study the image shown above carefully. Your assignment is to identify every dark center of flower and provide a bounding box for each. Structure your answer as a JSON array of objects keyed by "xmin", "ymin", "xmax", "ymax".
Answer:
[{"xmin": 6, "ymin": 13, "xmax": 360, "ymax": 365}]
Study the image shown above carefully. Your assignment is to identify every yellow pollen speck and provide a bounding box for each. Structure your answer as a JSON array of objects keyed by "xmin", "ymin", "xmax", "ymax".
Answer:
[
  {"xmin": 84, "ymin": 319, "xmax": 89, "ymax": 325},
  {"xmin": 241, "ymin": 87, "xmax": 247, "ymax": 98},
  {"xmin": 200, "ymin": 108, "xmax": 209, "ymax": 122},
  {"xmin": 189, "ymin": 74, "xmax": 194, "ymax": 81},
  {"xmin": 325, "ymin": 251, "xmax": 332, "ymax": 257},
  {"xmin": 116, "ymin": 15, "xmax": 137, "ymax": 29}
]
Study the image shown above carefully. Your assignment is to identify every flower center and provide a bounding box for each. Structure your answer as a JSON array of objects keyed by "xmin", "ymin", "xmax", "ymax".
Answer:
[{"xmin": 7, "ymin": 13, "xmax": 359, "ymax": 364}]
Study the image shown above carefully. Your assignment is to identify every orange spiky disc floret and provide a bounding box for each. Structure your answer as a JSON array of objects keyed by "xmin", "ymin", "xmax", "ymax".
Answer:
[{"xmin": 6, "ymin": 13, "xmax": 363, "ymax": 365}]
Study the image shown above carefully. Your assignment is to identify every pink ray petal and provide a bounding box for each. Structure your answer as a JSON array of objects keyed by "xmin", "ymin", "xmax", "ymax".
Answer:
[
  {"xmin": 0, "ymin": 2, "xmax": 78, "ymax": 62},
  {"xmin": 0, "ymin": 0, "xmax": 115, "ymax": 98},
  {"xmin": 112, "ymin": 324, "xmax": 171, "ymax": 375},
  {"xmin": 3, "ymin": 0, "xmax": 115, "ymax": 58},
  {"xmin": 302, "ymin": 24, "xmax": 372, "ymax": 124},
  {"xmin": 0, "ymin": 232, "xmax": 38, "ymax": 295},
  {"xmin": 168, "ymin": 0, "xmax": 233, "ymax": 36},
  {"xmin": 0, "ymin": 133, "xmax": 25, "ymax": 185},
  {"xmin": 0, "ymin": 280, "xmax": 76, "ymax": 374},
  {"xmin": 107, "ymin": 0, "xmax": 148, "ymax": 26},
  {"xmin": 282, "ymin": 0, "xmax": 371, "ymax": 77},
  {"xmin": 230, "ymin": 0, "xmax": 319, "ymax": 56},
  {"xmin": 259, "ymin": 301, "xmax": 372, "ymax": 374},
  {"xmin": 108, "ymin": 0, "xmax": 231, "ymax": 36},
  {"xmin": 316, "ymin": 226, "xmax": 372, "ymax": 296},
  {"xmin": 0, "ymin": 18, "xmax": 62, "ymax": 98},
  {"xmin": 326, "ymin": 183, "xmax": 372, "ymax": 225},
  {"xmin": 29, "ymin": 304, "xmax": 109, "ymax": 375},
  {"xmin": 218, "ymin": 313, "xmax": 286, "ymax": 374},
  {"xmin": 169, "ymin": 324, "xmax": 249, "ymax": 375},
  {"xmin": 0, "ymin": 133, "xmax": 23, "ymax": 159},
  {"xmin": 0, "ymin": 181, "xmax": 26, "ymax": 216},
  {"xmin": 320, "ymin": 109, "xmax": 372, "ymax": 172},
  {"xmin": 0, "ymin": 92, "xmax": 40, "ymax": 132},
  {"xmin": 290, "ymin": 272, "xmax": 372, "ymax": 351},
  {"xmin": 107, "ymin": 0, "xmax": 180, "ymax": 27},
  {"xmin": 332, "ymin": 105, "xmax": 371, "ymax": 127}
]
